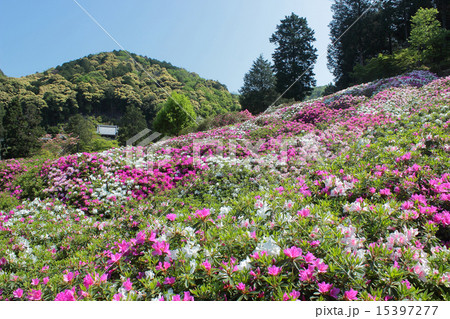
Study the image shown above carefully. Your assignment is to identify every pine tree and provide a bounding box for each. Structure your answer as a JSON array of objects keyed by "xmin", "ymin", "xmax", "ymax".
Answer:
[
  {"xmin": 270, "ymin": 13, "xmax": 318, "ymax": 101},
  {"xmin": 239, "ymin": 55, "xmax": 278, "ymax": 114}
]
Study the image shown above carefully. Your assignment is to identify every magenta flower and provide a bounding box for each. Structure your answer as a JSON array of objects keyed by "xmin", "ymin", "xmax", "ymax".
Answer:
[
  {"xmin": 318, "ymin": 282, "xmax": 333, "ymax": 294},
  {"xmin": 31, "ymin": 278, "xmax": 40, "ymax": 286},
  {"xmin": 304, "ymin": 252, "xmax": 317, "ymax": 263},
  {"xmin": 194, "ymin": 208, "xmax": 211, "ymax": 220},
  {"xmin": 330, "ymin": 287, "xmax": 340, "ymax": 299},
  {"xmin": 290, "ymin": 290, "xmax": 301, "ymax": 300},
  {"xmin": 297, "ymin": 208, "xmax": 310, "ymax": 217},
  {"xmin": 63, "ymin": 272, "xmax": 74, "ymax": 283},
  {"xmin": 152, "ymin": 241, "xmax": 171, "ymax": 256},
  {"xmin": 268, "ymin": 265, "xmax": 282, "ymax": 276},
  {"xmin": 183, "ymin": 291, "xmax": 194, "ymax": 301},
  {"xmin": 13, "ymin": 288, "xmax": 23, "ymax": 298},
  {"xmin": 380, "ymin": 188, "xmax": 391, "ymax": 196},
  {"xmin": 166, "ymin": 213, "xmax": 177, "ymax": 221},
  {"xmin": 123, "ymin": 278, "xmax": 133, "ymax": 291},
  {"xmin": 164, "ymin": 277, "xmax": 176, "ymax": 285},
  {"xmin": 43, "ymin": 277, "xmax": 49, "ymax": 285},
  {"xmin": 113, "ymin": 293, "xmax": 123, "ymax": 301},
  {"xmin": 202, "ymin": 260, "xmax": 212, "ymax": 272},
  {"xmin": 236, "ymin": 282, "xmax": 246, "ymax": 292},
  {"xmin": 344, "ymin": 289, "xmax": 358, "ymax": 300},
  {"xmin": 55, "ymin": 288, "xmax": 76, "ymax": 301},
  {"xmin": 284, "ymin": 246, "xmax": 302, "ymax": 259},
  {"xmin": 28, "ymin": 289, "xmax": 42, "ymax": 301},
  {"xmin": 83, "ymin": 274, "xmax": 94, "ymax": 289},
  {"xmin": 135, "ymin": 231, "xmax": 146, "ymax": 244}
]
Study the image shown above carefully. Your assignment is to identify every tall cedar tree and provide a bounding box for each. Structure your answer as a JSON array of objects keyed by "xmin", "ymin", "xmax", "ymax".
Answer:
[
  {"xmin": 118, "ymin": 104, "xmax": 148, "ymax": 145},
  {"xmin": 270, "ymin": 13, "xmax": 318, "ymax": 101},
  {"xmin": 239, "ymin": 55, "xmax": 278, "ymax": 114}
]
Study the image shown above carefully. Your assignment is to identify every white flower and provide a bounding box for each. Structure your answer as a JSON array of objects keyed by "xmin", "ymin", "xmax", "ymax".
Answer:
[
  {"xmin": 145, "ymin": 270, "xmax": 155, "ymax": 279},
  {"xmin": 253, "ymin": 237, "xmax": 280, "ymax": 256}
]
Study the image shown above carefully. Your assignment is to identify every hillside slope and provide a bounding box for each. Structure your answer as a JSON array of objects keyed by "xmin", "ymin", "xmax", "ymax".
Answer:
[
  {"xmin": 0, "ymin": 71, "xmax": 449, "ymax": 301},
  {"xmin": 0, "ymin": 50, "xmax": 240, "ymax": 128}
]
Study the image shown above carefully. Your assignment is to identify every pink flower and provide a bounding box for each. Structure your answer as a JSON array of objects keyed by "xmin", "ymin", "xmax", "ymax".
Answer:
[
  {"xmin": 194, "ymin": 208, "xmax": 210, "ymax": 220},
  {"xmin": 28, "ymin": 289, "xmax": 42, "ymax": 301},
  {"xmin": 290, "ymin": 290, "xmax": 301, "ymax": 300},
  {"xmin": 284, "ymin": 246, "xmax": 302, "ymax": 259},
  {"xmin": 135, "ymin": 231, "xmax": 146, "ymax": 244},
  {"xmin": 315, "ymin": 260, "xmax": 329, "ymax": 273},
  {"xmin": 201, "ymin": 260, "xmax": 212, "ymax": 271},
  {"xmin": 43, "ymin": 277, "xmax": 49, "ymax": 285},
  {"xmin": 318, "ymin": 282, "xmax": 333, "ymax": 294},
  {"xmin": 63, "ymin": 272, "xmax": 74, "ymax": 283},
  {"xmin": 236, "ymin": 282, "xmax": 246, "ymax": 292},
  {"xmin": 369, "ymin": 187, "xmax": 376, "ymax": 194},
  {"xmin": 83, "ymin": 274, "xmax": 94, "ymax": 289},
  {"xmin": 304, "ymin": 252, "xmax": 316, "ymax": 263},
  {"xmin": 13, "ymin": 288, "xmax": 23, "ymax": 298},
  {"xmin": 330, "ymin": 287, "xmax": 340, "ymax": 299},
  {"xmin": 0, "ymin": 257, "xmax": 7, "ymax": 266},
  {"xmin": 183, "ymin": 291, "xmax": 194, "ymax": 301},
  {"xmin": 152, "ymin": 241, "xmax": 171, "ymax": 256},
  {"xmin": 113, "ymin": 293, "xmax": 123, "ymax": 301},
  {"xmin": 166, "ymin": 213, "xmax": 177, "ymax": 221},
  {"xmin": 298, "ymin": 208, "xmax": 310, "ymax": 217},
  {"xmin": 344, "ymin": 289, "xmax": 358, "ymax": 300},
  {"xmin": 172, "ymin": 294, "xmax": 181, "ymax": 301},
  {"xmin": 31, "ymin": 278, "xmax": 40, "ymax": 286},
  {"xmin": 268, "ymin": 265, "xmax": 282, "ymax": 276},
  {"xmin": 380, "ymin": 188, "xmax": 391, "ymax": 196},
  {"xmin": 55, "ymin": 288, "xmax": 76, "ymax": 301},
  {"xmin": 123, "ymin": 278, "xmax": 133, "ymax": 291},
  {"xmin": 164, "ymin": 277, "xmax": 176, "ymax": 285}
]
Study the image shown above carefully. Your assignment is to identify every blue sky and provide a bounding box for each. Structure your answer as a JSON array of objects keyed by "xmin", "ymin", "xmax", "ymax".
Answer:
[{"xmin": 0, "ymin": 0, "xmax": 334, "ymax": 93}]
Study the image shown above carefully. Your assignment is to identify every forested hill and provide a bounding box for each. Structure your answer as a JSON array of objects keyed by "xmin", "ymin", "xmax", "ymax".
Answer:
[{"xmin": 0, "ymin": 50, "xmax": 240, "ymax": 128}]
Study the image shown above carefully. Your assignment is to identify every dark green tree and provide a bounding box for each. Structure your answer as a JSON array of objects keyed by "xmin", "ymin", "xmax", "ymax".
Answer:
[
  {"xmin": 118, "ymin": 104, "xmax": 148, "ymax": 145},
  {"xmin": 239, "ymin": 55, "xmax": 278, "ymax": 114},
  {"xmin": 153, "ymin": 92, "xmax": 196, "ymax": 136},
  {"xmin": 3, "ymin": 97, "xmax": 44, "ymax": 159},
  {"xmin": 270, "ymin": 13, "xmax": 318, "ymax": 101}
]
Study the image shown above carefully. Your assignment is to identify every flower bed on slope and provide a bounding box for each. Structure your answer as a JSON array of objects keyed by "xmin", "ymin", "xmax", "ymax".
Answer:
[{"xmin": 0, "ymin": 71, "xmax": 449, "ymax": 301}]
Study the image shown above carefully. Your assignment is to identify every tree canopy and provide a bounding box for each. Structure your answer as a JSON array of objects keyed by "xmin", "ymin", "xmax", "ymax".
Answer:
[{"xmin": 270, "ymin": 13, "xmax": 318, "ymax": 101}]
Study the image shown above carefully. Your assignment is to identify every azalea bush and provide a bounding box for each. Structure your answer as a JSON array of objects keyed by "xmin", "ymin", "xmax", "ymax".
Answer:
[{"xmin": 0, "ymin": 71, "xmax": 449, "ymax": 301}]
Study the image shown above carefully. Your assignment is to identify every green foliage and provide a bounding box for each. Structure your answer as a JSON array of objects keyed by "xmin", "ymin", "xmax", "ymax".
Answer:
[
  {"xmin": 351, "ymin": 7, "xmax": 449, "ymax": 85},
  {"xmin": 0, "ymin": 192, "xmax": 20, "ymax": 211},
  {"xmin": 66, "ymin": 114, "xmax": 95, "ymax": 152},
  {"xmin": 328, "ymin": 0, "xmax": 438, "ymax": 89},
  {"xmin": 270, "ymin": 13, "xmax": 317, "ymax": 101},
  {"xmin": 0, "ymin": 51, "xmax": 240, "ymax": 156},
  {"xmin": 153, "ymin": 92, "xmax": 197, "ymax": 136},
  {"xmin": 2, "ymin": 97, "xmax": 44, "ymax": 159},
  {"xmin": 409, "ymin": 8, "xmax": 448, "ymax": 65},
  {"xmin": 239, "ymin": 55, "xmax": 278, "ymax": 114},
  {"xmin": 118, "ymin": 104, "xmax": 148, "ymax": 145}
]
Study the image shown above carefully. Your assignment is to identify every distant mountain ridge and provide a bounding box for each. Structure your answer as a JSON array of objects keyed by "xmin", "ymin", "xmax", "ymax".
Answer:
[{"xmin": 0, "ymin": 50, "xmax": 240, "ymax": 128}]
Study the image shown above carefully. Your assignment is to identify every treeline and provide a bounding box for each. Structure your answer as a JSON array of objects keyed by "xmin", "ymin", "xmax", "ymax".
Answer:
[
  {"xmin": 328, "ymin": 0, "xmax": 449, "ymax": 90},
  {"xmin": 0, "ymin": 51, "xmax": 240, "ymax": 159},
  {"xmin": 240, "ymin": 1, "xmax": 449, "ymax": 115}
]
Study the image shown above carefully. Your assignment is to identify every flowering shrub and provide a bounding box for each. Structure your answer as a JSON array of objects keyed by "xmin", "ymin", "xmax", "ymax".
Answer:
[{"xmin": 0, "ymin": 71, "xmax": 449, "ymax": 301}]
